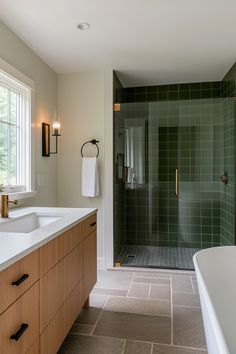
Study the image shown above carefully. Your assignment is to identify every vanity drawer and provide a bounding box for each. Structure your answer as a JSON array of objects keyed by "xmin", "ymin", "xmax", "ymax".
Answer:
[
  {"xmin": 40, "ymin": 223, "xmax": 82, "ymax": 276},
  {"xmin": 82, "ymin": 213, "xmax": 97, "ymax": 239},
  {"xmin": 40, "ymin": 244, "xmax": 83, "ymax": 333},
  {"xmin": 40, "ymin": 278, "xmax": 84, "ymax": 354},
  {"xmin": 0, "ymin": 281, "xmax": 39, "ymax": 354},
  {"xmin": 0, "ymin": 250, "xmax": 39, "ymax": 315}
]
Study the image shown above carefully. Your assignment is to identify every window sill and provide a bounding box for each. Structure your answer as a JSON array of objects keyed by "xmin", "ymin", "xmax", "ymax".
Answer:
[{"xmin": 6, "ymin": 190, "xmax": 37, "ymax": 200}]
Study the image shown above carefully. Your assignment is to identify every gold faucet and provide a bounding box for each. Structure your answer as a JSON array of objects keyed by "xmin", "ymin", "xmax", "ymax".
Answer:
[{"xmin": 1, "ymin": 195, "xmax": 18, "ymax": 218}]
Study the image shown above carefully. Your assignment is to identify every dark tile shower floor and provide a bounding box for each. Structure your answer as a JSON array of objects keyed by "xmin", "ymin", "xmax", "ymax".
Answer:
[{"xmin": 118, "ymin": 245, "xmax": 200, "ymax": 270}]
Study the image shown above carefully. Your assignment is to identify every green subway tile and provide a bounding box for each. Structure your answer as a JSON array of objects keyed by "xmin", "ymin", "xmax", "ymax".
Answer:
[
  {"xmin": 169, "ymin": 84, "xmax": 179, "ymax": 91},
  {"xmin": 201, "ymin": 82, "xmax": 212, "ymax": 90},
  {"xmin": 179, "ymin": 91, "xmax": 190, "ymax": 100},
  {"xmin": 135, "ymin": 86, "xmax": 147, "ymax": 94},
  {"xmin": 147, "ymin": 85, "xmax": 158, "ymax": 93},
  {"xmin": 212, "ymin": 81, "xmax": 221, "ymax": 89},
  {"xmin": 202, "ymin": 234, "xmax": 212, "ymax": 242},
  {"xmin": 202, "ymin": 226, "xmax": 212, "ymax": 234},
  {"xmin": 202, "ymin": 243, "xmax": 212, "ymax": 249},
  {"xmin": 158, "ymin": 92, "xmax": 168, "ymax": 100},
  {"xmin": 158, "ymin": 85, "xmax": 169, "ymax": 92},
  {"xmin": 147, "ymin": 92, "xmax": 157, "ymax": 101},
  {"xmin": 180, "ymin": 83, "xmax": 190, "ymax": 90},
  {"xmin": 190, "ymin": 82, "xmax": 201, "ymax": 90},
  {"xmin": 169, "ymin": 91, "xmax": 179, "ymax": 100}
]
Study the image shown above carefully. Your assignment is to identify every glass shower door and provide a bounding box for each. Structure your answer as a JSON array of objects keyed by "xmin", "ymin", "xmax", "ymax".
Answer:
[
  {"xmin": 119, "ymin": 101, "xmax": 151, "ymax": 267},
  {"xmin": 147, "ymin": 100, "xmax": 180, "ymax": 268},
  {"xmin": 177, "ymin": 97, "xmax": 223, "ymax": 269}
]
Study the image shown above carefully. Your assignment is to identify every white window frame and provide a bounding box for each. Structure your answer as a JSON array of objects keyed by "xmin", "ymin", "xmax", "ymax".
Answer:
[{"xmin": 0, "ymin": 57, "xmax": 36, "ymax": 199}]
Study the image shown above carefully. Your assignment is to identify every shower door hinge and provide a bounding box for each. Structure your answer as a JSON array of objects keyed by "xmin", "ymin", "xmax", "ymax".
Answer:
[{"xmin": 113, "ymin": 103, "xmax": 121, "ymax": 112}]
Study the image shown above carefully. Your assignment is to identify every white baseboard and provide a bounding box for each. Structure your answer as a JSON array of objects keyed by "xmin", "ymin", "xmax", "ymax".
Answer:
[{"xmin": 97, "ymin": 258, "xmax": 105, "ymax": 270}]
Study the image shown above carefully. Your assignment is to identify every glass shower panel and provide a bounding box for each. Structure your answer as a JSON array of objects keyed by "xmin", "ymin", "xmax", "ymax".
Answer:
[
  {"xmin": 177, "ymin": 97, "xmax": 223, "ymax": 269},
  {"xmin": 118, "ymin": 95, "xmax": 225, "ymax": 270},
  {"xmin": 114, "ymin": 75, "xmax": 236, "ymax": 270},
  {"xmin": 147, "ymin": 100, "xmax": 180, "ymax": 268},
  {"xmin": 120, "ymin": 101, "xmax": 151, "ymax": 267},
  {"xmin": 113, "ymin": 102, "xmax": 126, "ymax": 263}
]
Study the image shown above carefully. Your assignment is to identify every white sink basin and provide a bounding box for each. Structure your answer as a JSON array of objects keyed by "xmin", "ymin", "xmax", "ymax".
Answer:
[{"xmin": 0, "ymin": 212, "xmax": 63, "ymax": 233}]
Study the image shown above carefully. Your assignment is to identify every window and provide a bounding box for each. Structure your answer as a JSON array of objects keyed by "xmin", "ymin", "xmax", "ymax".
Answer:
[{"xmin": 0, "ymin": 65, "xmax": 33, "ymax": 194}]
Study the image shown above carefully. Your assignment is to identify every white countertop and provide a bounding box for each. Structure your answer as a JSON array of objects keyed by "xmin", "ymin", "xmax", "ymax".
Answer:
[
  {"xmin": 0, "ymin": 207, "xmax": 97, "ymax": 272},
  {"xmin": 194, "ymin": 246, "xmax": 236, "ymax": 354}
]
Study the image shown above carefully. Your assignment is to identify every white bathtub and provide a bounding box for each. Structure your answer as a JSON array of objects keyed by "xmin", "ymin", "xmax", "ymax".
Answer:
[{"xmin": 193, "ymin": 246, "xmax": 236, "ymax": 354}]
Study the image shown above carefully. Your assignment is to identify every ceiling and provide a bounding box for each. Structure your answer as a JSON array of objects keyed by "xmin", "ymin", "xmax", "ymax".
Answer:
[{"xmin": 0, "ymin": 0, "xmax": 235, "ymax": 87}]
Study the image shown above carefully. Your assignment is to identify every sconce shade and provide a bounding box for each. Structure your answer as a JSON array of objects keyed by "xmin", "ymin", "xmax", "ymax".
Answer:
[{"xmin": 52, "ymin": 121, "xmax": 61, "ymax": 136}]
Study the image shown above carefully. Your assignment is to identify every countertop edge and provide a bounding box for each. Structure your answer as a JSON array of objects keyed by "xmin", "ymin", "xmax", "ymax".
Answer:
[{"xmin": 0, "ymin": 208, "xmax": 97, "ymax": 272}]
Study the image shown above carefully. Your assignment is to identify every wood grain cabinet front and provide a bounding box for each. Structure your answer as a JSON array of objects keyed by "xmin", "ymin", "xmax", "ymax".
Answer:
[
  {"xmin": 0, "ymin": 250, "xmax": 39, "ymax": 315},
  {"xmin": 25, "ymin": 338, "xmax": 39, "ymax": 354},
  {"xmin": 0, "ymin": 281, "xmax": 39, "ymax": 354},
  {"xmin": 40, "ymin": 222, "xmax": 82, "ymax": 276},
  {"xmin": 40, "ymin": 243, "xmax": 83, "ymax": 333},
  {"xmin": 83, "ymin": 231, "xmax": 97, "ymax": 300},
  {"xmin": 81, "ymin": 213, "xmax": 97, "ymax": 239},
  {"xmin": 40, "ymin": 279, "xmax": 84, "ymax": 354}
]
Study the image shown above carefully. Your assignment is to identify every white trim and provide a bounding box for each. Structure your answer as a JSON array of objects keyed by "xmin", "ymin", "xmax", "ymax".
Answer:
[
  {"xmin": 0, "ymin": 57, "xmax": 34, "ymax": 89},
  {"xmin": 0, "ymin": 56, "xmax": 36, "ymax": 198},
  {"xmin": 104, "ymin": 69, "xmax": 114, "ymax": 269},
  {"xmin": 7, "ymin": 190, "xmax": 37, "ymax": 200},
  {"xmin": 97, "ymin": 257, "xmax": 105, "ymax": 270},
  {"xmin": 30, "ymin": 85, "xmax": 36, "ymax": 193}
]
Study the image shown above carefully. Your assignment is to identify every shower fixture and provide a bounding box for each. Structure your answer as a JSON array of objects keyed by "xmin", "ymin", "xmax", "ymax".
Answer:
[{"xmin": 220, "ymin": 171, "xmax": 228, "ymax": 185}]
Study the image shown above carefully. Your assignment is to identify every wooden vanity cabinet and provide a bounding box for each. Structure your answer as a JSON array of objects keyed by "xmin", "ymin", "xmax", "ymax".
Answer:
[
  {"xmin": 83, "ymin": 231, "xmax": 97, "ymax": 299},
  {"xmin": 0, "ymin": 282, "xmax": 39, "ymax": 354},
  {"xmin": 0, "ymin": 250, "xmax": 39, "ymax": 315},
  {"xmin": 0, "ymin": 212, "xmax": 97, "ymax": 354},
  {"xmin": 40, "ymin": 243, "xmax": 84, "ymax": 333}
]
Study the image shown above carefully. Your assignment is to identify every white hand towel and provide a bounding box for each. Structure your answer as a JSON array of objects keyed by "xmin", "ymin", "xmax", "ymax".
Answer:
[{"xmin": 82, "ymin": 157, "xmax": 99, "ymax": 197}]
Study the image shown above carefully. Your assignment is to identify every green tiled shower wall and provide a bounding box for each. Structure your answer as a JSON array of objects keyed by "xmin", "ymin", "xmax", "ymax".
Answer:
[
  {"xmin": 120, "ymin": 73, "xmax": 235, "ymax": 250},
  {"xmin": 113, "ymin": 64, "xmax": 235, "ymax": 261},
  {"xmin": 221, "ymin": 63, "xmax": 236, "ymax": 245},
  {"xmin": 155, "ymin": 108, "xmax": 223, "ymax": 249}
]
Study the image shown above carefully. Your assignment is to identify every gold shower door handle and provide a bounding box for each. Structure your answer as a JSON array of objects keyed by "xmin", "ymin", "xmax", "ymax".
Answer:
[{"xmin": 175, "ymin": 168, "xmax": 178, "ymax": 196}]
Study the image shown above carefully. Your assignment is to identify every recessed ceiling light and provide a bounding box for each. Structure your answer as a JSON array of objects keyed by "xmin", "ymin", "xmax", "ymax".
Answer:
[{"xmin": 77, "ymin": 23, "xmax": 90, "ymax": 30}]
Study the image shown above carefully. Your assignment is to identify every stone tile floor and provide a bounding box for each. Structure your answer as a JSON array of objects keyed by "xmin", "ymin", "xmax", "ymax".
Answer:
[{"xmin": 58, "ymin": 269, "xmax": 208, "ymax": 354}]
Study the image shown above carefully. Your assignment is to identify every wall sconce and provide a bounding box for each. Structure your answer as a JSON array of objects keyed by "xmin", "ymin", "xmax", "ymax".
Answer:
[{"xmin": 42, "ymin": 115, "xmax": 61, "ymax": 157}]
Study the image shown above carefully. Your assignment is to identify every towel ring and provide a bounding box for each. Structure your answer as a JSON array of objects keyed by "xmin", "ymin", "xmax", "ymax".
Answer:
[{"xmin": 81, "ymin": 139, "xmax": 99, "ymax": 158}]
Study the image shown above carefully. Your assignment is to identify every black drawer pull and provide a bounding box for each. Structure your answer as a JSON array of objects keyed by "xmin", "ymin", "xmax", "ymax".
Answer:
[
  {"xmin": 10, "ymin": 323, "xmax": 28, "ymax": 341},
  {"xmin": 90, "ymin": 222, "xmax": 96, "ymax": 227},
  {"xmin": 11, "ymin": 274, "xmax": 29, "ymax": 286}
]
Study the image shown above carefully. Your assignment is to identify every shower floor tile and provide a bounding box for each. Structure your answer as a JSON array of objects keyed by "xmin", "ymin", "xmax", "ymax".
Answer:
[{"xmin": 118, "ymin": 245, "xmax": 200, "ymax": 270}]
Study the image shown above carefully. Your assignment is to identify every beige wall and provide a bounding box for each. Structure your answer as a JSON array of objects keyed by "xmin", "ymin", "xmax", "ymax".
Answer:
[
  {"xmin": 0, "ymin": 20, "xmax": 58, "ymax": 206},
  {"xmin": 0, "ymin": 20, "xmax": 114, "ymax": 267},
  {"xmin": 57, "ymin": 71, "xmax": 113, "ymax": 268}
]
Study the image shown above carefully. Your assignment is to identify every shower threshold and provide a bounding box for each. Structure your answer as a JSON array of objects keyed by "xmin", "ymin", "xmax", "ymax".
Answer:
[{"xmin": 117, "ymin": 245, "xmax": 200, "ymax": 270}]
